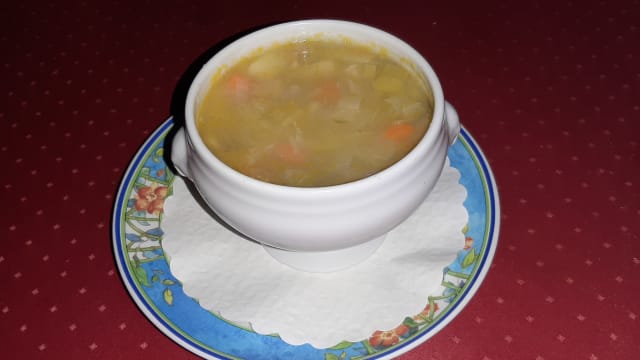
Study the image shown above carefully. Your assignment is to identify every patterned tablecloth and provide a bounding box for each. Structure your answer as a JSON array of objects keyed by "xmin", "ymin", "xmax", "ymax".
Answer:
[{"xmin": 2, "ymin": 0, "xmax": 638, "ymax": 359}]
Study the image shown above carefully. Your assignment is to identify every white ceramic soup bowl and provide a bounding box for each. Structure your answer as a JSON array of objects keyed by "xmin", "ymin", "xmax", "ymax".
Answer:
[{"xmin": 171, "ymin": 19, "xmax": 460, "ymax": 272}]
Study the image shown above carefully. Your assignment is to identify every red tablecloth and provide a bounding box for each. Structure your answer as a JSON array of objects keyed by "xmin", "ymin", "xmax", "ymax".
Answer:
[{"xmin": 2, "ymin": 0, "xmax": 638, "ymax": 359}]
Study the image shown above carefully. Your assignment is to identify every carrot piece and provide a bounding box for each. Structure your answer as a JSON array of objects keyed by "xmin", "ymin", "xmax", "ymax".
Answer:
[
  {"xmin": 226, "ymin": 74, "xmax": 251, "ymax": 97},
  {"xmin": 384, "ymin": 123, "xmax": 415, "ymax": 142},
  {"xmin": 313, "ymin": 81, "xmax": 341, "ymax": 104},
  {"xmin": 273, "ymin": 142, "xmax": 306, "ymax": 164}
]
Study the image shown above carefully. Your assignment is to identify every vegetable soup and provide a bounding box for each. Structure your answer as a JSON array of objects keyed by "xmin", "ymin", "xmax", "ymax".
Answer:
[{"xmin": 196, "ymin": 38, "xmax": 434, "ymax": 187}]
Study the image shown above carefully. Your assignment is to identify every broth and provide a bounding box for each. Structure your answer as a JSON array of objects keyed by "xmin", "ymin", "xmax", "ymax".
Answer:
[{"xmin": 196, "ymin": 38, "xmax": 434, "ymax": 187}]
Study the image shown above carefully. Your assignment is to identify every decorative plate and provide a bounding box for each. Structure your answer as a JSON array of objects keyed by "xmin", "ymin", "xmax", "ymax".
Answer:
[{"xmin": 112, "ymin": 118, "xmax": 499, "ymax": 359}]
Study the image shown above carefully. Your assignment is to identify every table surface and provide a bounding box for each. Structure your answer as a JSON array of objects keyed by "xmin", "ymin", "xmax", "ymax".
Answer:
[{"xmin": 2, "ymin": 0, "xmax": 639, "ymax": 359}]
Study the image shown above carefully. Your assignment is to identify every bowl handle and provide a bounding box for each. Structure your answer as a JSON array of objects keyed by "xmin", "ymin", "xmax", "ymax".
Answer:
[
  {"xmin": 170, "ymin": 127, "xmax": 191, "ymax": 178},
  {"xmin": 444, "ymin": 101, "xmax": 461, "ymax": 145}
]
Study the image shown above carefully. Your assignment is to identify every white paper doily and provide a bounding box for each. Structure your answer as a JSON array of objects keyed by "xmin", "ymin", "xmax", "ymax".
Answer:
[{"xmin": 162, "ymin": 159, "xmax": 467, "ymax": 348}]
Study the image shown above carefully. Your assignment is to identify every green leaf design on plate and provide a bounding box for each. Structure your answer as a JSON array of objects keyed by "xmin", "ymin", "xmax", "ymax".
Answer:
[
  {"xmin": 162, "ymin": 279, "xmax": 175, "ymax": 285},
  {"xmin": 402, "ymin": 316, "xmax": 420, "ymax": 329},
  {"xmin": 461, "ymin": 250, "xmax": 477, "ymax": 268},
  {"xmin": 134, "ymin": 265, "xmax": 150, "ymax": 287},
  {"xmin": 324, "ymin": 352, "xmax": 347, "ymax": 360},
  {"xmin": 151, "ymin": 274, "xmax": 159, "ymax": 283},
  {"xmin": 152, "ymin": 148, "xmax": 164, "ymax": 161},
  {"xmin": 328, "ymin": 341, "xmax": 353, "ymax": 350},
  {"xmin": 163, "ymin": 288, "xmax": 174, "ymax": 305},
  {"xmin": 461, "ymin": 223, "xmax": 469, "ymax": 234}
]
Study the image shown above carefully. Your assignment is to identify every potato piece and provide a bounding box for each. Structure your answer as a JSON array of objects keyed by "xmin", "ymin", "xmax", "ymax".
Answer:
[{"xmin": 247, "ymin": 53, "xmax": 286, "ymax": 79}]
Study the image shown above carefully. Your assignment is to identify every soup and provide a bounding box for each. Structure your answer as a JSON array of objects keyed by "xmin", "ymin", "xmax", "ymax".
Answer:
[{"xmin": 196, "ymin": 38, "xmax": 434, "ymax": 187}]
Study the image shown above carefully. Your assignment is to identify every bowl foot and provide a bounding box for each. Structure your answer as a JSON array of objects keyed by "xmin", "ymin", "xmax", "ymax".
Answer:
[{"xmin": 262, "ymin": 235, "xmax": 386, "ymax": 273}]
